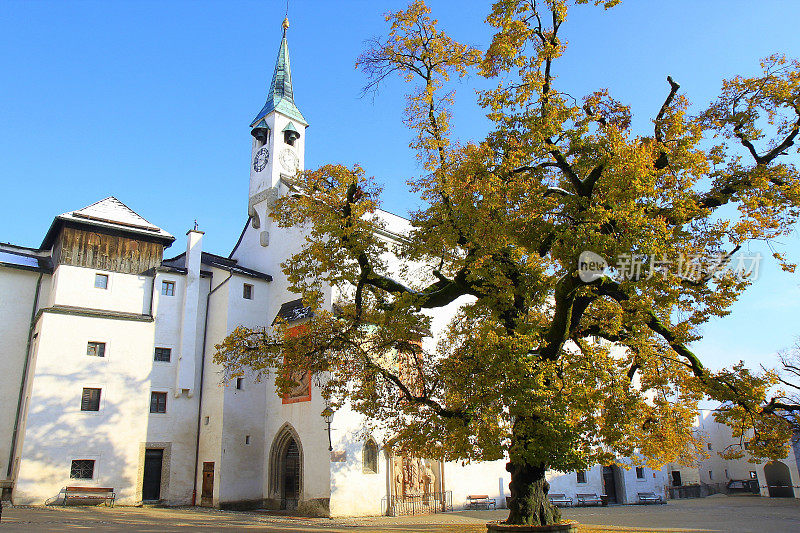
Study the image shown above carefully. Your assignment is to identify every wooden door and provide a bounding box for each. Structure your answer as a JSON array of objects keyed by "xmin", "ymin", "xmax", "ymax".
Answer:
[
  {"xmin": 142, "ymin": 449, "xmax": 163, "ymax": 501},
  {"xmin": 201, "ymin": 462, "xmax": 214, "ymax": 506}
]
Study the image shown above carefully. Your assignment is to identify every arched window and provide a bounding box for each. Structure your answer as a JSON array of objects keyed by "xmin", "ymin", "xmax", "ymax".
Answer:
[{"xmin": 363, "ymin": 438, "xmax": 379, "ymax": 474}]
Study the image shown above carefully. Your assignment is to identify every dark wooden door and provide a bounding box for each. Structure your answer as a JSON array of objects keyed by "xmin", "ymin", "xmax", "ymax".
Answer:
[
  {"xmin": 201, "ymin": 462, "xmax": 214, "ymax": 506},
  {"xmin": 281, "ymin": 439, "xmax": 300, "ymax": 510},
  {"xmin": 765, "ymin": 461, "xmax": 794, "ymax": 497},
  {"xmin": 602, "ymin": 466, "xmax": 617, "ymax": 503},
  {"xmin": 142, "ymin": 449, "xmax": 163, "ymax": 501}
]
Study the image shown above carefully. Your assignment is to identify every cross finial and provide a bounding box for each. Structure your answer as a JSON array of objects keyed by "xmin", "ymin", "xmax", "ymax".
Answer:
[{"xmin": 193, "ymin": 219, "xmax": 198, "ymax": 231}]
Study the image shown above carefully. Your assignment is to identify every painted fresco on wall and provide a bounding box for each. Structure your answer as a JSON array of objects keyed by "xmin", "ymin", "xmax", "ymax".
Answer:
[{"xmin": 282, "ymin": 325, "xmax": 312, "ymax": 404}]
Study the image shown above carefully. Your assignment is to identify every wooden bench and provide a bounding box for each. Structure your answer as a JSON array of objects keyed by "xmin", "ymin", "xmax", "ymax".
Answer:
[
  {"xmin": 63, "ymin": 486, "xmax": 115, "ymax": 506},
  {"xmin": 466, "ymin": 494, "xmax": 496, "ymax": 510},
  {"xmin": 576, "ymin": 493, "xmax": 602, "ymax": 506},
  {"xmin": 547, "ymin": 493, "xmax": 573, "ymax": 507},
  {"xmin": 637, "ymin": 492, "xmax": 664, "ymax": 504}
]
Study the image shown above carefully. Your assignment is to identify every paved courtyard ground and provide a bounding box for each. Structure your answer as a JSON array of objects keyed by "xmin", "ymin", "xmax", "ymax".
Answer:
[{"xmin": 0, "ymin": 495, "xmax": 798, "ymax": 532}]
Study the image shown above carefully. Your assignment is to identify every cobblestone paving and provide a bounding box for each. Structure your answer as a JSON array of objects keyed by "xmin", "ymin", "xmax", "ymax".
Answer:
[{"xmin": 0, "ymin": 495, "xmax": 798, "ymax": 532}]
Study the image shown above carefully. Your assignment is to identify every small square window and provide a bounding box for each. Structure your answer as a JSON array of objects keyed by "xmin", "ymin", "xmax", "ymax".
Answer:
[
  {"xmin": 81, "ymin": 388, "xmax": 101, "ymax": 411},
  {"xmin": 86, "ymin": 341, "xmax": 105, "ymax": 357},
  {"xmin": 161, "ymin": 281, "xmax": 175, "ymax": 296},
  {"xmin": 70, "ymin": 459, "xmax": 95, "ymax": 479},
  {"xmin": 236, "ymin": 377, "xmax": 244, "ymax": 390},
  {"xmin": 576, "ymin": 470, "xmax": 586, "ymax": 484},
  {"xmin": 204, "ymin": 416, "xmax": 210, "ymax": 425},
  {"xmin": 154, "ymin": 347, "xmax": 171, "ymax": 362},
  {"xmin": 150, "ymin": 391, "xmax": 167, "ymax": 413},
  {"xmin": 94, "ymin": 274, "xmax": 108, "ymax": 289},
  {"xmin": 243, "ymin": 284, "xmax": 253, "ymax": 300},
  {"xmin": 636, "ymin": 467, "xmax": 645, "ymax": 479},
  {"xmin": 245, "ymin": 435, "xmax": 251, "ymax": 445}
]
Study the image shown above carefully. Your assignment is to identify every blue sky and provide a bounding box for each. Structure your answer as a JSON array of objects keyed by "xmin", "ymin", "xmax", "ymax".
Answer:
[{"xmin": 2, "ymin": 0, "xmax": 799, "ymax": 374}]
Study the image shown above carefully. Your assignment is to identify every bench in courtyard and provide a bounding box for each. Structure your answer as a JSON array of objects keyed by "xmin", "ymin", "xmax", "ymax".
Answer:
[
  {"xmin": 63, "ymin": 486, "xmax": 115, "ymax": 506},
  {"xmin": 637, "ymin": 492, "xmax": 664, "ymax": 504},
  {"xmin": 466, "ymin": 494, "xmax": 496, "ymax": 510},
  {"xmin": 576, "ymin": 493, "xmax": 603, "ymax": 506},
  {"xmin": 547, "ymin": 493, "xmax": 573, "ymax": 507}
]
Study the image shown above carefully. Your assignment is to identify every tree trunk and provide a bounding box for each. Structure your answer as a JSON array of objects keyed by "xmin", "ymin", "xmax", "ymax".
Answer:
[{"xmin": 505, "ymin": 461, "xmax": 561, "ymax": 526}]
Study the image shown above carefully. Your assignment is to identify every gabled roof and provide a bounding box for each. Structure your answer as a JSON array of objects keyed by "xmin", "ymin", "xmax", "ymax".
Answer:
[
  {"xmin": 251, "ymin": 30, "xmax": 308, "ymax": 127},
  {"xmin": 41, "ymin": 196, "xmax": 175, "ymax": 249},
  {"xmin": 162, "ymin": 251, "xmax": 272, "ymax": 281}
]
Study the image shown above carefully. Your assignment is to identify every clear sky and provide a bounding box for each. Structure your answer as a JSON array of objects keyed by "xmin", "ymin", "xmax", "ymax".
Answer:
[{"xmin": 2, "ymin": 0, "xmax": 799, "ymax": 375}]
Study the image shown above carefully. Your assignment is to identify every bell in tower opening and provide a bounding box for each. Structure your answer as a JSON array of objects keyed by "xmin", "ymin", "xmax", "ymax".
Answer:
[{"xmin": 283, "ymin": 122, "xmax": 300, "ymax": 146}]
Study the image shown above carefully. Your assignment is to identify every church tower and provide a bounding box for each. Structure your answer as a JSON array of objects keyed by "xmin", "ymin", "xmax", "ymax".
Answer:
[{"xmin": 247, "ymin": 17, "xmax": 308, "ymax": 238}]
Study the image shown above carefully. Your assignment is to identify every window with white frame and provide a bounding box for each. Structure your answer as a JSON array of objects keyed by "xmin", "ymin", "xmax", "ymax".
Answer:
[
  {"xmin": 161, "ymin": 280, "xmax": 175, "ymax": 296},
  {"xmin": 94, "ymin": 274, "xmax": 108, "ymax": 289}
]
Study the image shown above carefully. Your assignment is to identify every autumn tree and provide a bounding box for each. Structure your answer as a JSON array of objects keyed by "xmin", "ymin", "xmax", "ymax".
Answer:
[{"xmin": 216, "ymin": 0, "xmax": 800, "ymax": 526}]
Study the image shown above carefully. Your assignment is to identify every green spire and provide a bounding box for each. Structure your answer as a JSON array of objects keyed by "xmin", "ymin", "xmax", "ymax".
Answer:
[{"xmin": 251, "ymin": 21, "xmax": 307, "ymax": 127}]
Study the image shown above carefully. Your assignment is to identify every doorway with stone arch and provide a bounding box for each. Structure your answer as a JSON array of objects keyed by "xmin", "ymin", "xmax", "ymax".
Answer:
[
  {"xmin": 764, "ymin": 461, "xmax": 794, "ymax": 497},
  {"xmin": 268, "ymin": 423, "xmax": 303, "ymax": 510}
]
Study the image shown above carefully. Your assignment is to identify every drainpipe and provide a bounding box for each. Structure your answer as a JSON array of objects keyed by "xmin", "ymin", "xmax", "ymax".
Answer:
[
  {"xmin": 148, "ymin": 272, "xmax": 156, "ymax": 316},
  {"xmin": 191, "ymin": 268, "xmax": 232, "ymax": 506},
  {"xmin": 7, "ymin": 272, "xmax": 44, "ymax": 480}
]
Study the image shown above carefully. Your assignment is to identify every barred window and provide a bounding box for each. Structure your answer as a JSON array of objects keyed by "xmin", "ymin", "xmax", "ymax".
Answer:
[
  {"xmin": 243, "ymin": 284, "xmax": 253, "ymax": 299},
  {"xmin": 154, "ymin": 347, "xmax": 171, "ymax": 362},
  {"xmin": 70, "ymin": 459, "xmax": 95, "ymax": 479},
  {"xmin": 150, "ymin": 391, "xmax": 167, "ymax": 414},
  {"xmin": 636, "ymin": 467, "xmax": 645, "ymax": 479},
  {"xmin": 80, "ymin": 388, "xmax": 101, "ymax": 411},
  {"xmin": 86, "ymin": 342, "xmax": 105, "ymax": 357},
  {"xmin": 576, "ymin": 470, "xmax": 587, "ymax": 484},
  {"xmin": 363, "ymin": 439, "xmax": 379, "ymax": 474},
  {"xmin": 161, "ymin": 281, "xmax": 175, "ymax": 296}
]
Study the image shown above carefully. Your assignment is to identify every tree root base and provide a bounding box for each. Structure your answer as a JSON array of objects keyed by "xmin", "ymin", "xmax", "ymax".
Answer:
[{"xmin": 486, "ymin": 520, "xmax": 578, "ymax": 532}]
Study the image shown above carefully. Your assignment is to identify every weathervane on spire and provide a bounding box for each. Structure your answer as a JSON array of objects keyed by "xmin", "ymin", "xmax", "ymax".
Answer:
[{"xmin": 282, "ymin": 0, "xmax": 290, "ymax": 35}]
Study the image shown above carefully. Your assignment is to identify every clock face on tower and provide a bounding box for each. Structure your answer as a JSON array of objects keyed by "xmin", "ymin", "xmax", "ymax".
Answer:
[
  {"xmin": 253, "ymin": 146, "xmax": 270, "ymax": 172},
  {"xmin": 279, "ymin": 147, "xmax": 299, "ymax": 173}
]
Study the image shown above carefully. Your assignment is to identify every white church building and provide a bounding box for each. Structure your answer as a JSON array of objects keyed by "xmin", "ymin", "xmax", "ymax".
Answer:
[{"xmin": 0, "ymin": 20, "xmax": 670, "ymax": 515}]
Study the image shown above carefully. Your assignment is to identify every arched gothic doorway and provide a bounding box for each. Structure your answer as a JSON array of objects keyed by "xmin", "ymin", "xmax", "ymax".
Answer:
[
  {"xmin": 764, "ymin": 461, "xmax": 794, "ymax": 497},
  {"xmin": 268, "ymin": 424, "xmax": 303, "ymax": 510}
]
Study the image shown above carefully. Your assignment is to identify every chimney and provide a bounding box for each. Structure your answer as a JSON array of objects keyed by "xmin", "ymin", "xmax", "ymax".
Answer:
[{"xmin": 176, "ymin": 228, "xmax": 204, "ymax": 397}]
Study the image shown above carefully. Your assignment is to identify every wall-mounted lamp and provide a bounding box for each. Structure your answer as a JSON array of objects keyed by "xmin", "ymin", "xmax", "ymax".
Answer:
[{"xmin": 321, "ymin": 405, "xmax": 334, "ymax": 451}]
